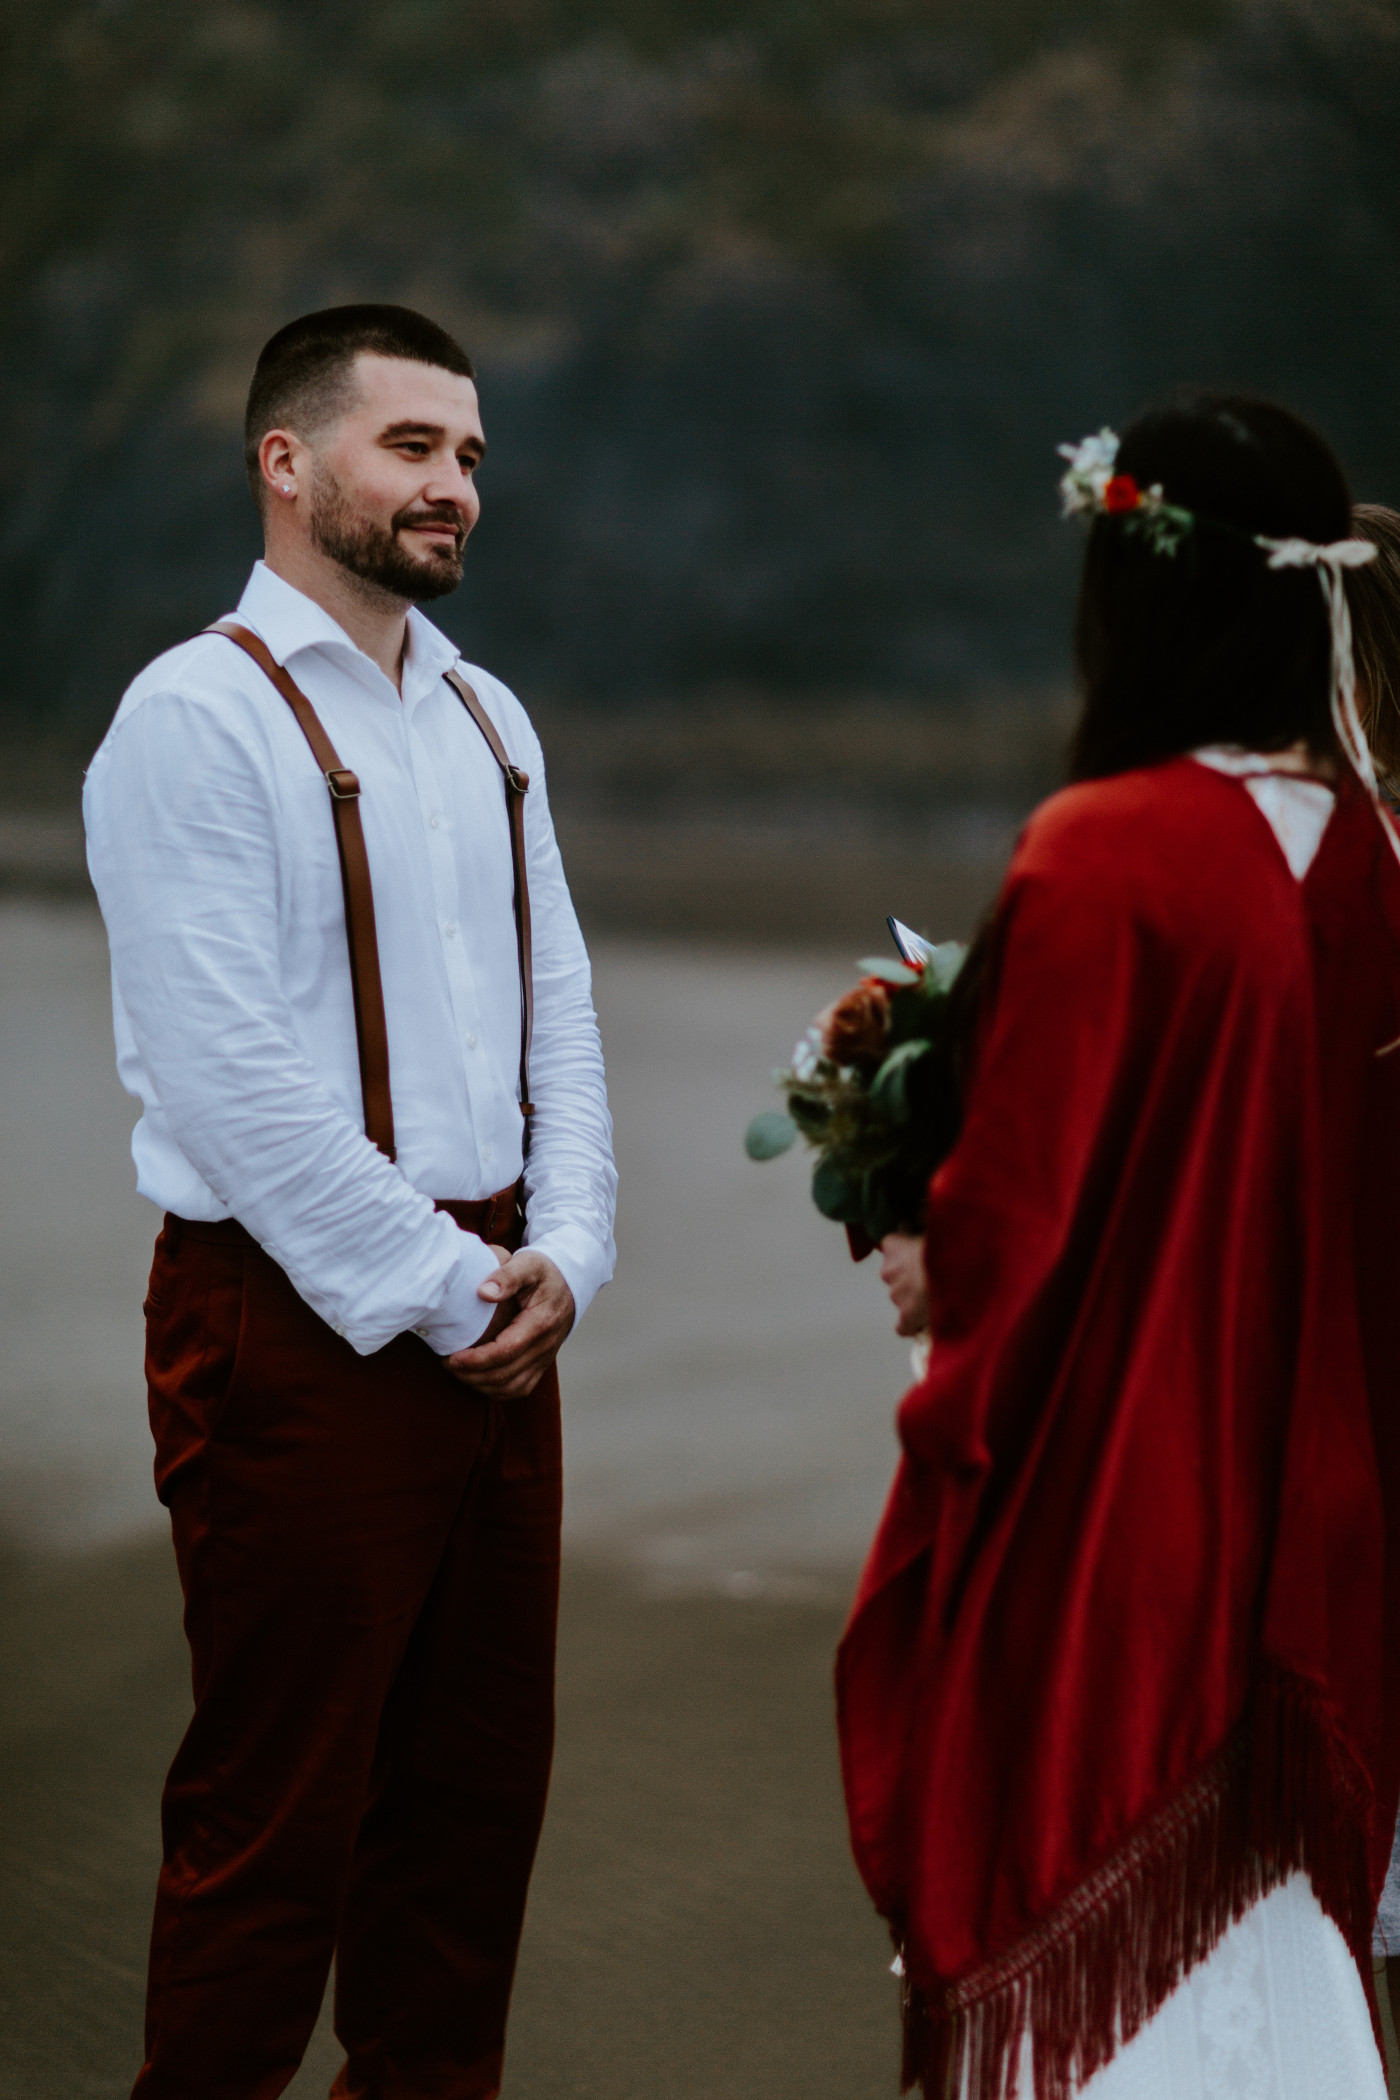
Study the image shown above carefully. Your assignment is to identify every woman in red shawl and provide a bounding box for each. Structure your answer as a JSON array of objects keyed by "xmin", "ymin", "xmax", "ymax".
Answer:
[{"xmin": 839, "ymin": 395, "xmax": 1400, "ymax": 2100}]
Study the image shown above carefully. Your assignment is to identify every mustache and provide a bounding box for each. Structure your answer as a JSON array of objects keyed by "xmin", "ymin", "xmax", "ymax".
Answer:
[{"xmin": 394, "ymin": 505, "xmax": 467, "ymax": 548}]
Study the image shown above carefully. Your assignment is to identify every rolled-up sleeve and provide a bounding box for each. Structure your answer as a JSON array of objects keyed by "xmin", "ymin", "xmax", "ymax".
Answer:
[{"xmin": 513, "ymin": 733, "xmax": 617, "ymax": 1325}]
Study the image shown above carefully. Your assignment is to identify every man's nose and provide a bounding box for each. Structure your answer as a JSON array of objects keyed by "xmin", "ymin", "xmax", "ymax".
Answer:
[{"xmin": 423, "ymin": 466, "xmax": 477, "ymax": 510}]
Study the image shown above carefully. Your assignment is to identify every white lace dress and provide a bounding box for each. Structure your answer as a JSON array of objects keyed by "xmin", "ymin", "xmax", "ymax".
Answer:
[
  {"xmin": 1004, "ymin": 752, "xmax": 1387, "ymax": 2098},
  {"xmin": 1078, "ymin": 1875, "xmax": 1384, "ymax": 2100}
]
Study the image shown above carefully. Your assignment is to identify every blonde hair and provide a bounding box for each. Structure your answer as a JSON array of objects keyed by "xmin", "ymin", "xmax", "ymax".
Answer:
[{"xmin": 1348, "ymin": 503, "xmax": 1400, "ymax": 790}]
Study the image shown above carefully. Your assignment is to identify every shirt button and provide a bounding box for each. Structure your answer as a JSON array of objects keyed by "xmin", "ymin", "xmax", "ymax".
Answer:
[
  {"xmin": 466, "ymin": 1031, "xmax": 478, "ymax": 1049},
  {"xmin": 429, "ymin": 813, "xmax": 442, "ymax": 829},
  {"xmin": 444, "ymin": 921, "xmax": 457, "ymax": 938},
  {"xmin": 482, "ymin": 1142, "xmax": 494, "ymax": 1163}
]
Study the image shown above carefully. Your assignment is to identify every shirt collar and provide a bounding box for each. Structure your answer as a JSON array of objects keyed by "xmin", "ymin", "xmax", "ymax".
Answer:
[
  {"xmin": 234, "ymin": 561, "xmax": 461, "ymax": 700},
  {"xmin": 403, "ymin": 605, "xmax": 461, "ymax": 691}
]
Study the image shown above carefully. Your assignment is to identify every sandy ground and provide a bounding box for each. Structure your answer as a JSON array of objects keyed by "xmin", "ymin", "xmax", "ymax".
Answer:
[
  {"xmin": 0, "ymin": 897, "xmax": 913, "ymax": 2098},
  {"xmin": 5, "ymin": 898, "xmax": 1400, "ymax": 2100}
]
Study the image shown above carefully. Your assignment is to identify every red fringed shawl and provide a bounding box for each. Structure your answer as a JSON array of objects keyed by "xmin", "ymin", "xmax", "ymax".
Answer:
[{"xmin": 837, "ymin": 760, "xmax": 1400, "ymax": 2100}]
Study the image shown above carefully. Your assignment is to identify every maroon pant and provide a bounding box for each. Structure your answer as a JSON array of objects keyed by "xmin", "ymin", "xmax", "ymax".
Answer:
[{"xmin": 134, "ymin": 1192, "xmax": 561, "ymax": 2100}]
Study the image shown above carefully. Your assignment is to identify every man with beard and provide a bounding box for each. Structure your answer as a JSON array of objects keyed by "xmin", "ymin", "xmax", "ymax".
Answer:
[{"xmin": 83, "ymin": 305, "xmax": 617, "ymax": 2099}]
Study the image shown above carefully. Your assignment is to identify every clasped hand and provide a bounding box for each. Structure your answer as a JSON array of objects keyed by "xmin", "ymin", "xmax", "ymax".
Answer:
[{"xmin": 444, "ymin": 1247, "xmax": 575, "ymax": 1399}]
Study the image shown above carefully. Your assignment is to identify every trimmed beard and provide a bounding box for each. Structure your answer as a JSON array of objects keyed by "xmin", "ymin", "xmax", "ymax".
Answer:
[{"xmin": 309, "ymin": 461, "xmax": 466, "ymax": 602}]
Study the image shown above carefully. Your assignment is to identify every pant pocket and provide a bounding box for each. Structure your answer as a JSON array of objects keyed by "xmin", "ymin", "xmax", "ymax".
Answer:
[{"xmin": 146, "ymin": 1235, "xmax": 248, "ymax": 1507}]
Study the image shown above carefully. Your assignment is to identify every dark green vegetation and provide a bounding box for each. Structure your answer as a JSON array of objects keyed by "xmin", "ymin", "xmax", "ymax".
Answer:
[
  {"xmin": 0, "ymin": 1539, "xmax": 896, "ymax": 2097},
  {"xmin": 4, "ymin": 0, "xmax": 1400, "ymax": 741}
]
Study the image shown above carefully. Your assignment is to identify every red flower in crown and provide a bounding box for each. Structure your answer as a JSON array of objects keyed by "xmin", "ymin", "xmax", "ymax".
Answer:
[{"xmin": 1103, "ymin": 473, "xmax": 1143, "ymax": 513}]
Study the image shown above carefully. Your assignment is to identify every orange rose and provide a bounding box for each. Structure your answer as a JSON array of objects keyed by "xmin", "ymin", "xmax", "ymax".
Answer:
[{"xmin": 819, "ymin": 979, "xmax": 892, "ymax": 1067}]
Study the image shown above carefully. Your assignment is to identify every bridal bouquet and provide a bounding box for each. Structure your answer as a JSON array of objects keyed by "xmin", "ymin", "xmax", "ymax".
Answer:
[{"xmin": 745, "ymin": 938, "xmax": 966, "ymax": 1251}]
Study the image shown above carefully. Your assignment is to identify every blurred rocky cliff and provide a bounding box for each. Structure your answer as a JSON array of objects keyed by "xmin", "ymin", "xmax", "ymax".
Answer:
[{"xmin": 3, "ymin": 0, "xmax": 1399, "ymax": 864}]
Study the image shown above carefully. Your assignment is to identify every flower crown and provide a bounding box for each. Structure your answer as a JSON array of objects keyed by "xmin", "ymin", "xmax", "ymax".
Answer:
[
  {"xmin": 1057, "ymin": 428, "xmax": 1198, "ymax": 556},
  {"xmin": 1056, "ymin": 425, "xmax": 1394, "ymax": 838},
  {"xmin": 1057, "ymin": 427, "xmax": 1378, "ymax": 579}
]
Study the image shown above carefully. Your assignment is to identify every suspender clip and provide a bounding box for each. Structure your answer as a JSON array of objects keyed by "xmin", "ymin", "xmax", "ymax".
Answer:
[
  {"xmin": 326, "ymin": 768, "xmax": 361, "ymax": 800},
  {"xmin": 506, "ymin": 765, "xmax": 530, "ymax": 795}
]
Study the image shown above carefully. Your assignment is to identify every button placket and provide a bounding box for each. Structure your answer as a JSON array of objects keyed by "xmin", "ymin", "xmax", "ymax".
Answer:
[{"xmin": 406, "ymin": 713, "xmax": 487, "ymax": 1084}]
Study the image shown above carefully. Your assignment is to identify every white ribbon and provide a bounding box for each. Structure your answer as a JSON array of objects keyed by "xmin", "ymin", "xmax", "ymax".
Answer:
[
  {"xmin": 1255, "ymin": 534, "xmax": 1380, "ymax": 799},
  {"xmin": 1257, "ymin": 536, "xmax": 1400, "ymax": 1046}
]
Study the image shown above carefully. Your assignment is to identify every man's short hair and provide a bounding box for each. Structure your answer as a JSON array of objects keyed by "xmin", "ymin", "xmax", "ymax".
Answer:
[{"xmin": 243, "ymin": 304, "xmax": 476, "ymax": 499}]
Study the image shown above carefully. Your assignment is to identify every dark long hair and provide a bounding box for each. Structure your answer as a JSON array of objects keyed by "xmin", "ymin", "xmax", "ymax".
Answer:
[
  {"xmin": 939, "ymin": 396, "xmax": 1354, "ymax": 1120},
  {"xmin": 1068, "ymin": 394, "xmax": 1352, "ymax": 780}
]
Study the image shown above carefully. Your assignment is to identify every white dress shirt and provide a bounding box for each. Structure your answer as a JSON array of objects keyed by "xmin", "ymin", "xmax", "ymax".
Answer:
[{"xmin": 83, "ymin": 561, "xmax": 616, "ymax": 1357}]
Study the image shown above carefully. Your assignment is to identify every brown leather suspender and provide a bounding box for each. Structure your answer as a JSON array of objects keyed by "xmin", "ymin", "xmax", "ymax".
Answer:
[
  {"xmin": 443, "ymin": 667, "xmax": 535, "ymax": 1132},
  {"xmin": 205, "ymin": 621, "xmax": 534, "ymax": 1161}
]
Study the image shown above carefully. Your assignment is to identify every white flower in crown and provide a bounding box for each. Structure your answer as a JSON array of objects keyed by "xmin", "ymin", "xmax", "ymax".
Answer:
[
  {"xmin": 1056, "ymin": 426, "xmax": 1196, "ymax": 555},
  {"xmin": 1057, "ymin": 427, "xmax": 1121, "ymax": 517}
]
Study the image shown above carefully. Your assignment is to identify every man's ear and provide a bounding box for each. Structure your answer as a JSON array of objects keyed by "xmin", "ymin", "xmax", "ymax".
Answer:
[{"xmin": 258, "ymin": 429, "xmax": 301, "ymax": 507}]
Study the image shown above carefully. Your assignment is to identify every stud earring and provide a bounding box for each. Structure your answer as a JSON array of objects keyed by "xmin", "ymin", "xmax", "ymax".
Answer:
[{"xmin": 282, "ymin": 484, "xmax": 293, "ymax": 495}]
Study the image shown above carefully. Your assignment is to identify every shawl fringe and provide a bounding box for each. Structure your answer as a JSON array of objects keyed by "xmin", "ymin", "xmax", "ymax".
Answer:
[{"xmin": 898, "ymin": 1661, "xmax": 1377, "ymax": 2100}]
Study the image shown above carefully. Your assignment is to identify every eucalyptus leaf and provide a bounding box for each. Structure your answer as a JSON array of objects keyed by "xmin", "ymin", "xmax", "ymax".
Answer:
[
  {"xmin": 812, "ymin": 1155, "xmax": 860, "ymax": 1221},
  {"xmin": 871, "ymin": 1036, "xmax": 932, "ymax": 1117},
  {"xmin": 925, "ymin": 940, "xmax": 967, "ymax": 992},
  {"xmin": 744, "ymin": 1110, "xmax": 798, "ymax": 1160}
]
